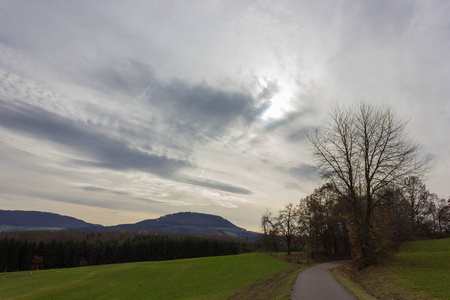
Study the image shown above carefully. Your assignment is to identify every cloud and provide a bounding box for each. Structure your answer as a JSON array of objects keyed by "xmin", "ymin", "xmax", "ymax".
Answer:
[
  {"xmin": 89, "ymin": 58, "xmax": 268, "ymax": 139},
  {"xmin": 288, "ymin": 164, "xmax": 318, "ymax": 182},
  {"xmin": 80, "ymin": 185, "xmax": 192, "ymax": 206},
  {"xmin": 88, "ymin": 59, "xmax": 156, "ymax": 97},
  {"xmin": 72, "ymin": 57, "xmax": 270, "ymax": 146},
  {"xmin": 149, "ymin": 80, "xmax": 262, "ymax": 138},
  {"xmin": 287, "ymin": 128, "xmax": 310, "ymax": 142},
  {"xmin": 181, "ymin": 178, "xmax": 252, "ymax": 195},
  {"xmin": 0, "ymin": 97, "xmax": 255, "ymax": 196},
  {"xmin": 0, "ymin": 100, "xmax": 191, "ymax": 177},
  {"xmin": 81, "ymin": 186, "xmax": 129, "ymax": 196}
]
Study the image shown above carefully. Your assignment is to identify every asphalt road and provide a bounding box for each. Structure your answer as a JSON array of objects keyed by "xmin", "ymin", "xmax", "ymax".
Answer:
[{"xmin": 291, "ymin": 261, "xmax": 356, "ymax": 300}]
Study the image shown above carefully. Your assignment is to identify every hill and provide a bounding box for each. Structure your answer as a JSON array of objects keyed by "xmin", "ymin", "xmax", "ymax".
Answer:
[
  {"xmin": 0, "ymin": 209, "xmax": 100, "ymax": 231},
  {"xmin": 100, "ymin": 212, "xmax": 258, "ymax": 239}
]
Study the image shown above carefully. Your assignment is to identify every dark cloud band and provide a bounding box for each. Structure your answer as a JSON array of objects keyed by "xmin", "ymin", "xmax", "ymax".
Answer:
[
  {"xmin": 180, "ymin": 177, "xmax": 252, "ymax": 195},
  {"xmin": 0, "ymin": 100, "xmax": 190, "ymax": 177}
]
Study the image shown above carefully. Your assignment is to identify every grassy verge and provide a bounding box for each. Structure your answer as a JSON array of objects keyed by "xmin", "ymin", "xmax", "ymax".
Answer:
[
  {"xmin": 332, "ymin": 238, "xmax": 450, "ymax": 300},
  {"xmin": 231, "ymin": 252, "xmax": 317, "ymax": 300},
  {"xmin": 230, "ymin": 265, "xmax": 303, "ymax": 300},
  {"xmin": 0, "ymin": 253, "xmax": 293, "ymax": 300},
  {"xmin": 332, "ymin": 265, "xmax": 377, "ymax": 300}
]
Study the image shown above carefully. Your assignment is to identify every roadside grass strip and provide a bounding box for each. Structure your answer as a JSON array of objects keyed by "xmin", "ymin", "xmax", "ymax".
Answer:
[{"xmin": 231, "ymin": 263, "xmax": 312, "ymax": 300}]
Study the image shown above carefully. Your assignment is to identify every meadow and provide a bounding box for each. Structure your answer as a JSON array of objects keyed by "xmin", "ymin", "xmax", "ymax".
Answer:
[
  {"xmin": 391, "ymin": 238, "xmax": 450, "ymax": 299},
  {"xmin": 0, "ymin": 253, "xmax": 294, "ymax": 299},
  {"xmin": 334, "ymin": 238, "xmax": 450, "ymax": 299}
]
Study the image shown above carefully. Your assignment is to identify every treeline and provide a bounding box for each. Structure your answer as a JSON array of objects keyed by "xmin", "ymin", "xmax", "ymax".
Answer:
[
  {"xmin": 0, "ymin": 230, "xmax": 142, "ymax": 244},
  {"xmin": 261, "ymin": 178, "xmax": 450, "ymax": 261},
  {"xmin": 259, "ymin": 184, "xmax": 351, "ymax": 257},
  {"xmin": 0, "ymin": 233, "xmax": 242, "ymax": 272}
]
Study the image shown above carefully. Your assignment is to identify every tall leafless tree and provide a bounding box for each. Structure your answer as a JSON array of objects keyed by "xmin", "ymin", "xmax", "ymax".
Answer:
[
  {"xmin": 437, "ymin": 198, "xmax": 450, "ymax": 233},
  {"xmin": 261, "ymin": 210, "xmax": 272, "ymax": 252},
  {"xmin": 276, "ymin": 203, "xmax": 298, "ymax": 255},
  {"xmin": 260, "ymin": 210, "xmax": 280, "ymax": 252},
  {"xmin": 401, "ymin": 176, "xmax": 429, "ymax": 229},
  {"xmin": 309, "ymin": 102, "xmax": 430, "ymax": 267}
]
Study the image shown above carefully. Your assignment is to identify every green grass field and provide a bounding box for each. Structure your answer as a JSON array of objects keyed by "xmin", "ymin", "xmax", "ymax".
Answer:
[
  {"xmin": 391, "ymin": 238, "xmax": 450, "ymax": 299},
  {"xmin": 334, "ymin": 238, "xmax": 450, "ymax": 300},
  {"xmin": 0, "ymin": 253, "xmax": 293, "ymax": 300}
]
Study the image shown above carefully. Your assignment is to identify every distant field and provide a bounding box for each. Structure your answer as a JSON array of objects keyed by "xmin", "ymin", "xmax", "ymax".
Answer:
[
  {"xmin": 0, "ymin": 225, "xmax": 64, "ymax": 231},
  {"xmin": 0, "ymin": 253, "xmax": 293, "ymax": 300},
  {"xmin": 334, "ymin": 238, "xmax": 450, "ymax": 300}
]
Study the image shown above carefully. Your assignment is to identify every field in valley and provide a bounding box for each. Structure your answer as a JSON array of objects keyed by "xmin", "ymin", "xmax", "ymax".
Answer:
[{"xmin": 0, "ymin": 253, "xmax": 295, "ymax": 300}]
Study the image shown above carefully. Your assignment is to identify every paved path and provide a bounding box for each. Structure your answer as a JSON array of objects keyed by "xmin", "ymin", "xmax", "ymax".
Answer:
[{"xmin": 291, "ymin": 261, "xmax": 356, "ymax": 300}]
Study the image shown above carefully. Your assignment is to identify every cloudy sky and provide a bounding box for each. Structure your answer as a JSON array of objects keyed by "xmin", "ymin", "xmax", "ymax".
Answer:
[{"xmin": 0, "ymin": 0, "xmax": 449, "ymax": 231}]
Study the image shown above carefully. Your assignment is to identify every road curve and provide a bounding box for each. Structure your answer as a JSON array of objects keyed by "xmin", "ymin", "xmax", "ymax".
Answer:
[{"xmin": 291, "ymin": 261, "xmax": 356, "ymax": 300}]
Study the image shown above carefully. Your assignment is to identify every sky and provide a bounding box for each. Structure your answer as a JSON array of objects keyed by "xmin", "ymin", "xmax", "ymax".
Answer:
[{"xmin": 0, "ymin": 0, "xmax": 449, "ymax": 231}]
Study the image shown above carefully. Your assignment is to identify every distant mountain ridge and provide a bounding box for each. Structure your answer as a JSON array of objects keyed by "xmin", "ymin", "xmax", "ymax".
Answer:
[
  {"xmin": 0, "ymin": 209, "xmax": 98, "ymax": 229},
  {"xmin": 0, "ymin": 210, "xmax": 258, "ymax": 239}
]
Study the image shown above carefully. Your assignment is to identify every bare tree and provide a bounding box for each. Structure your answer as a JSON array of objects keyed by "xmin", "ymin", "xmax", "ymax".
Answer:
[
  {"xmin": 276, "ymin": 203, "xmax": 298, "ymax": 255},
  {"xmin": 437, "ymin": 198, "xmax": 450, "ymax": 234},
  {"xmin": 401, "ymin": 176, "xmax": 429, "ymax": 229},
  {"xmin": 260, "ymin": 210, "xmax": 280, "ymax": 252},
  {"xmin": 309, "ymin": 102, "xmax": 430, "ymax": 268},
  {"xmin": 425, "ymin": 193, "xmax": 440, "ymax": 233},
  {"xmin": 261, "ymin": 210, "xmax": 271, "ymax": 252}
]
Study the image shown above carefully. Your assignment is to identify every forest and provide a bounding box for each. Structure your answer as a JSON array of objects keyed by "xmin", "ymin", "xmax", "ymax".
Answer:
[{"xmin": 0, "ymin": 233, "xmax": 244, "ymax": 272}]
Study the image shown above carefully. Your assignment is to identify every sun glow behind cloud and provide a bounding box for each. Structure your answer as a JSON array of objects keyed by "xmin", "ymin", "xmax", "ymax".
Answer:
[{"xmin": 260, "ymin": 81, "xmax": 294, "ymax": 120}]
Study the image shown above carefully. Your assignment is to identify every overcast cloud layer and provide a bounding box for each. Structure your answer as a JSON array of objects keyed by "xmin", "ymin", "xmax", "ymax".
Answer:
[{"xmin": 0, "ymin": 1, "xmax": 449, "ymax": 230}]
